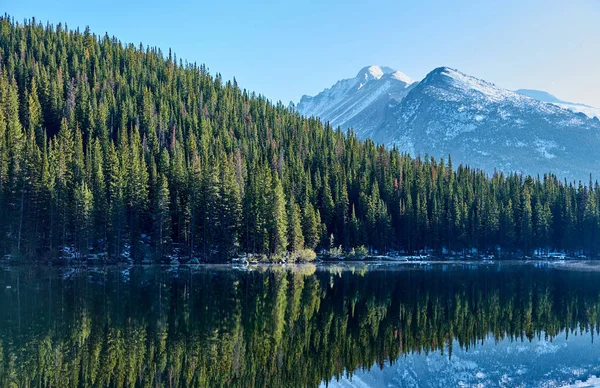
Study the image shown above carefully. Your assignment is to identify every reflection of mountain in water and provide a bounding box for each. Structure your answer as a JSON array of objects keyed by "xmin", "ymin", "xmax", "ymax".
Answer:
[
  {"xmin": 326, "ymin": 333, "xmax": 600, "ymax": 387},
  {"xmin": 1, "ymin": 263, "xmax": 600, "ymax": 387}
]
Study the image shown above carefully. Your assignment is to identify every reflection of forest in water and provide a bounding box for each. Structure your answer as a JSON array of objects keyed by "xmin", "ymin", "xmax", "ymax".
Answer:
[{"xmin": 1, "ymin": 263, "xmax": 600, "ymax": 387}]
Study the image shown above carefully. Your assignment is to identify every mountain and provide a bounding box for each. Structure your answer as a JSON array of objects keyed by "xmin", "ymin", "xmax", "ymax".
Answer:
[
  {"xmin": 298, "ymin": 66, "xmax": 600, "ymax": 182},
  {"xmin": 516, "ymin": 89, "xmax": 600, "ymax": 119},
  {"xmin": 386, "ymin": 67, "xmax": 600, "ymax": 181},
  {"xmin": 295, "ymin": 65, "xmax": 415, "ymax": 139},
  {"xmin": 515, "ymin": 89, "xmax": 563, "ymax": 104}
]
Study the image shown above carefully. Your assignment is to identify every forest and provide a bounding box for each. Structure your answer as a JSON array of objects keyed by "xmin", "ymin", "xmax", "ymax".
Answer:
[{"xmin": 1, "ymin": 16, "xmax": 600, "ymax": 262}]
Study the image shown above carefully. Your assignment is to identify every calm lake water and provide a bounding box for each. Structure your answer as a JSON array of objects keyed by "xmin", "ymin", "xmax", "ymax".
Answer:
[{"xmin": 1, "ymin": 261, "xmax": 600, "ymax": 387}]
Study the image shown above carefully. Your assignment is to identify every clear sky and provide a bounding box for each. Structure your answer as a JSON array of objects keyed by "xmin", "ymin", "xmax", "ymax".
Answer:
[{"xmin": 5, "ymin": 0, "xmax": 600, "ymax": 106}]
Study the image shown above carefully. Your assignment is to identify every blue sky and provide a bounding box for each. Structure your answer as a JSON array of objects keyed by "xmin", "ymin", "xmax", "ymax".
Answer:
[{"xmin": 6, "ymin": 0, "xmax": 600, "ymax": 106}]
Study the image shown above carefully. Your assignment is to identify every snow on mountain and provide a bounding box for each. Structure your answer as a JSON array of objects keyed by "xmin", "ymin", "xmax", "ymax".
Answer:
[
  {"xmin": 517, "ymin": 89, "xmax": 600, "ymax": 119},
  {"xmin": 297, "ymin": 66, "xmax": 600, "ymax": 182},
  {"xmin": 358, "ymin": 65, "xmax": 390, "ymax": 81},
  {"xmin": 296, "ymin": 65, "xmax": 415, "ymax": 139},
  {"xmin": 558, "ymin": 104, "xmax": 600, "ymax": 120},
  {"xmin": 384, "ymin": 67, "xmax": 600, "ymax": 181},
  {"xmin": 391, "ymin": 70, "xmax": 414, "ymax": 84}
]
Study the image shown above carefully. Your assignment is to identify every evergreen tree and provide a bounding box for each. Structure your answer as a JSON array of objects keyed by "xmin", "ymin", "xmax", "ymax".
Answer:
[
  {"xmin": 288, "ymin": 200, "xmax": 304, "ymax": 252},
  {"xmin": 106, "ymin": 143, "xmax": 125, "ymax": 258},
  {"xmin": 268, "ymin": 175, "xmax": 288, "ymax": 256},
  {"xmin": 302, "ymin": 200, "xmax": 321, "ymax": 250},
  {"xmin": 73, "ymin": 181, "xmax": 93, "ymax": 257},
  {"xmin": 520, "ymin": 186, "xmax": 533, "ymax": 254},
  {"xmin": 153, "ymin": 173, "xmax": 171, "ymax": 258},
  {"xmin": 218, "ymin": 156, "xmax": 241, "ymax": 260}
]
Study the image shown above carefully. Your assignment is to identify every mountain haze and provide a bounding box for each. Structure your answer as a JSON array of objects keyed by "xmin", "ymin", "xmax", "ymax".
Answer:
[{"xmin": 516, "ymin": 89, "xmax": 600, "ymax": 119}]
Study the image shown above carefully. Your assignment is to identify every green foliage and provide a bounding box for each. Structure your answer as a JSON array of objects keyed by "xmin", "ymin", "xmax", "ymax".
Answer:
[
  {"xmin": 268, "ymin": 176, "xmax": 288, "ymax": 256},
  {"xmin": 302, "ymin": 200, "xmax": 321, "ymax": 250},
  {"xmin": 287, "ymin": 200, "xmax": 304, "ymax": 252},
  {"xmin": 328, "ymin": 245, "xmax": 344, "ymax": 259},
  {"xmin": 289, "ymin": 248, "xmax": 317, "ymax": 262},
  {"xmin": 0, "ymin": 16, "xmax": 600, "ymax": 261},
  {"xmin": 347, "ymin": 245, "xmax": 368, "ymax": 260},
  {"xmin": 153, "ymin": 173, "xmax": 171, "ymax": 258}
]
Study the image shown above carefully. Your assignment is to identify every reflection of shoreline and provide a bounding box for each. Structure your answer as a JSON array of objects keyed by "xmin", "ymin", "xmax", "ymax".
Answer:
[
  {"xmin": 6, "ymin": 258, "xmax": 600, "ymax": 271},
  {"xmin": 1, "ymin": 265, "xmax": 600, "ymax": 387}
]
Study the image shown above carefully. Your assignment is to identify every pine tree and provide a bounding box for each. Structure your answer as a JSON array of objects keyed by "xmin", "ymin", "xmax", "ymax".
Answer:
[
  {"xmin": 202, "ymin": 160, "xmax": 221, "ymax": 259},
  {"xmin": 583, "ymin": 189, "xmax": 598, "ymax": 256},
  {"xmin": 218, "ymin": 156, "xmax": 241, "ymax": 260},
  {"xmin": 73, "ymin": 181, "xmax": 93, "ymax": 257},
  {"xmin": 187, "ymin": 134, "xmax": 202, "ymax": 258},
  {"xmin": 349, "ymin": 204, "xmax": 361, "ymax": 248},
  {"xmin": 90, "ymin": 139, "xmax": 107, "ymax": 250},
  {"xmin": 153, "ymin": 173, "xmax": 171, "ymax": 258},
  {"xmin": 319, "ymin": 174, "xmax": 335, "ymax": 228},
  {"xmin": 106, "ymin": 143, "xmax": 125, "ymax": 259},
  {"xmin": 520, "ymin": 186, "xmax": 533, "ymax": 254},
  {"xmin": 4, "ymin": 77, "xmax": 25, "ymax": 253},
  {"xmin": 302, "ymin": 200, "xmax": 320, "ymax": 250},
  {"xmin": 334, "ymin": 178, "xmax": 349, "ymax": 247},
  {"xmin": 126, "ymin": 126, "xmax": 149, "ymax": 261},
  {"xmin": 268, "ymin": 174, "xmax": 288, "ymax": 256},
  {"xmin": 51, "ymin": 119, "xmax": 74, "ymax": 250},
  {"xmin": 501, "ymin": 199, "xmax": 516, "ymax": 252},
  {"xmin": 288, "ymin": 200, "xmax": 304, "ymax": 252}
]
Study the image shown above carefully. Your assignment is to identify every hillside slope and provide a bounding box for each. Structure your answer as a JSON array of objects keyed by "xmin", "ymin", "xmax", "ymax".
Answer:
[{"xmin": 1, "ymin": 17, "xmax": 600, "ymax": 261}]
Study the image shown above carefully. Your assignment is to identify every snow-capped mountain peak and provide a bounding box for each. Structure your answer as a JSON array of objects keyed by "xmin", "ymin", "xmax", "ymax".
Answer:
[
  {"xmin": 421, "ymin": 67, "xmax": 523, "ymax": 103},
  {"xmin": 296, "ymin": 65, "xmax": 416, "ymax": 139},
  {"xmin": 297, "ymin": 65, "xmax": 600, "ymax": 182},
  {"xmin": 356, "ymin": 65, "xmax": 395, "ymax": 81}
]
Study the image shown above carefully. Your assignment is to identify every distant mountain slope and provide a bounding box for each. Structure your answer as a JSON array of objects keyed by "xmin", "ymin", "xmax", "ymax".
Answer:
[
  {"xmin": 298, "ymin": 66, "xmax": 600, "ymax": 182},
  {"xmin": 516, "ymin": 89, "xmax": 600, "ymax": 119},
  {"xmin": 296, "ymin": 65, "xmax": 415, "ymax": 139},
  {"xmin": 386, "ymin": 67, "xmax": 600, "ymax": 181},
  {"xmin": 515, "ymin": 89, "xmax": 564, "ymax": 103}
]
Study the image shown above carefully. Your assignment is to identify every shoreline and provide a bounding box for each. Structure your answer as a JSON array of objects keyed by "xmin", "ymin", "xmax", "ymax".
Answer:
[{"xmin": 2, "ymin": 255, "xmax": 599, "ymax": 268}]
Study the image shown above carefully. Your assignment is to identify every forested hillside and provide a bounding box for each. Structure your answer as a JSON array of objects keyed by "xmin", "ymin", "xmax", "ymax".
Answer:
[{"xmin": 0, "ymin": 16, "xmax": 599, "ymax": 262}]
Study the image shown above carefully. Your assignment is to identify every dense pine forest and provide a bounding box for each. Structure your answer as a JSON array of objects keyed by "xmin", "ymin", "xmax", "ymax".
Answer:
[{"xmin": 1, "ymin": 16, "xmax": 600, "ymax": 262}]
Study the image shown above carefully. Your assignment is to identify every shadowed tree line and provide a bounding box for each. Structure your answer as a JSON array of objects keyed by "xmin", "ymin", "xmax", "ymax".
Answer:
[{"xmin": 0, "ymin": 264, "xmax": 599, "ymax": 387}]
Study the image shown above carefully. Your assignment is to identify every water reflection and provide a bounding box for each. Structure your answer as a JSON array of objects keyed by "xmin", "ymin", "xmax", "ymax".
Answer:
[{"xmin": 0, "ymin": 262, "xmax": 600, "ymax": 387}]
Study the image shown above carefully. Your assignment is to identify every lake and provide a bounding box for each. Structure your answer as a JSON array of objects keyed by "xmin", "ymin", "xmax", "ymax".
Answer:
[{"xmin": 1, "ymin": 261, "xmax": 600, "ymax": 387}]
